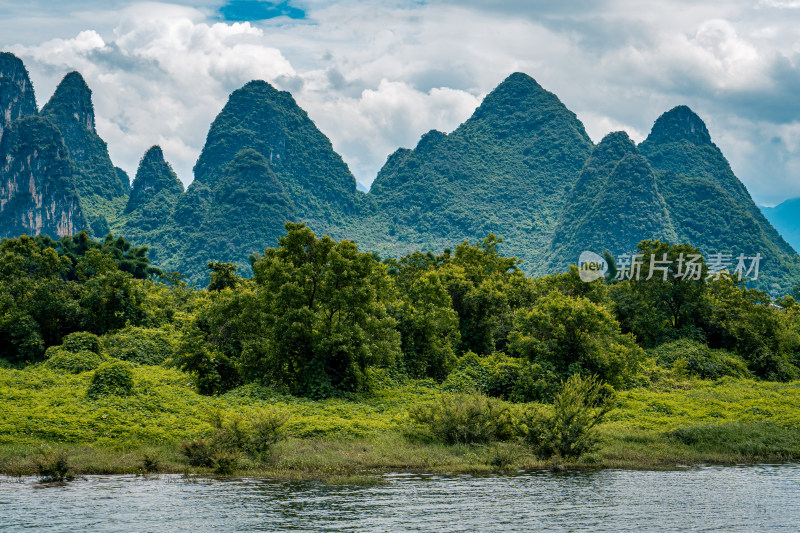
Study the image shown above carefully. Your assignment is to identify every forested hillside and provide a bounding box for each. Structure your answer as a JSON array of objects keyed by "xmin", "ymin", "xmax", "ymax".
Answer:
[{"xmin": 0, "ymin": 52, "xmax": 798, "ymax": 293}]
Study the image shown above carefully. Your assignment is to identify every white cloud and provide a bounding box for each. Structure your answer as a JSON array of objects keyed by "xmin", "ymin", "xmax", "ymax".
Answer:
[{"xmin": 2, "ymin": 0, "xmax": 800, "ymax": 203}]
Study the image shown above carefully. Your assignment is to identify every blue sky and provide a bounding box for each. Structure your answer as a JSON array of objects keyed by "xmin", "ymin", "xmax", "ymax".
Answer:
[{"xmin": 1, "ymin": 0, "xmax": 800, "ymax": 206}]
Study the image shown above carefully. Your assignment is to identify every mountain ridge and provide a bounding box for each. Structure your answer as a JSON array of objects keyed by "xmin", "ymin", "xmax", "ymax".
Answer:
[{"xmin": 0, "ymin": 51, "xmax": 797, "ymax": 292}]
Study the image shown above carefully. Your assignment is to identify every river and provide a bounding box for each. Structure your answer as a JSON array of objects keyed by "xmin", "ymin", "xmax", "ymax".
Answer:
[{"xmin": 2, "ymin": 465, "xmax": 799, "ymax": 531}]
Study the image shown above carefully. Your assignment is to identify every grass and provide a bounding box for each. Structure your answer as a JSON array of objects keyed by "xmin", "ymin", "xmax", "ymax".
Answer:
[{"xmin": 1, "ymin": 363, "xmax": 799, "ymax": 479}]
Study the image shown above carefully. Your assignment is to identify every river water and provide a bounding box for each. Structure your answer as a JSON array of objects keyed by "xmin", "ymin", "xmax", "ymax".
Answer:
[{"xmin": 2, "ymin": 465, "xmax": 799, "ymax": 532}]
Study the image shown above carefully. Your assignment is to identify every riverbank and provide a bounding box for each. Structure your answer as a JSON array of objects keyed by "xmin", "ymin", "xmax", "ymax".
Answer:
[{"xmin": 2, "ymin": 365, "xmax": 799, "ymax": 480}]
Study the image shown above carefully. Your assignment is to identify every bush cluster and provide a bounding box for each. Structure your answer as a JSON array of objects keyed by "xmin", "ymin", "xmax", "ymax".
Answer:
[
  {"xmin": 180, "ymin": 409, "xmax": 289, "ymax": 474},
  {"xmin": 44, "ymin": 347, "xmax": 105, "ymax": 374},
  {"xmin": 410, "ymin": 391, "xmax": 520, "ymax": 445},
  {"xmin": 87, "ymin": 361, "xmax": 135, "ymax": 398},
  {"xmin": 441, "ymin": 352, "xmax": 559, "ymax": 403}
]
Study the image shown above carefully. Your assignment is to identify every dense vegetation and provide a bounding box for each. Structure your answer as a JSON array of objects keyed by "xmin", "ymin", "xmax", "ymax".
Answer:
[
  {"xmin": 2, "ymin": 52, "xmax": 798, "ymax": 296},
  {"xmin": 368, "ymin": 72, "xmax": 594, "ymax": 266},
  {"xmin": 2, "ymin": 227, "xmax": 799, "ymax": 478}
]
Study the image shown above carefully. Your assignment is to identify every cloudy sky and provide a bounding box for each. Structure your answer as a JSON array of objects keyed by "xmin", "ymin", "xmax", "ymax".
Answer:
[{"xmin": 1, "ymin": 0, "xmax": 799, "ymax": 205}]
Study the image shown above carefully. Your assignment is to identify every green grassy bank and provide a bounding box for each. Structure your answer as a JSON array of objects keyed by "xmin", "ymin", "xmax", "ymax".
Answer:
[{"xmin": 2, "ymin": 364, "xmax": 799, "ymax": 481}]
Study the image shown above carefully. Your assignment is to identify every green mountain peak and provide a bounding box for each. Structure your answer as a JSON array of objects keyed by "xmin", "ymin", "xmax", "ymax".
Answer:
[
  {"xmin": 643, "ymin": 105, "xmax": 712, "ymax": 147},
  {"xmin": 42, "ymin": 71, "xmax": 95, "ymax": 132},
  {"xmin": 126, "ymin": 145, "xmax": 184, "ymax": 213},
  {"xmin": 0, "ymin": 51, "xmax": 37, "ymax": 141},
  {"xmin": 367, "ymin": 72, "xmax": 594, "ymax": 268},
  {"xmin": 191, "ymin": 77, "xmax": 358, "ymax": 228},
  {"xmin": 545, "ymin": 131, "xmax": 676, "ymax": 269},
  {"xmin": 40, "ymin": 71, "xmax": 126, "ymax": 203}
]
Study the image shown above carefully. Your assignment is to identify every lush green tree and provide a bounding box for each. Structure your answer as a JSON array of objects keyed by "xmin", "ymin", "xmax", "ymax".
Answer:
[
  {"xmin": 391, "ymin": 270, "xmax": 460, "ymax": 380},
  {"xmin": 207, "ymin": 262, "xmax": 242, "ymax": 292},
  {"xmin": 610, "ymin": 240, "xmax": 709, "ymax": 347},
  {"xmin": 249, "ymin": 223, "xmax": 401, "ymax": 397},
  {"xmin": 77, "ymin": 249, "xmax": 147, "ymax": 334},
  {"xmin": 0, "ymin": 236, "xmax": 81, "ymax": 361},
  {"xmin": 35, "ymin": 231, "xmax": 159, "ymax": 280},
  {"xmin": 509, "ymin": 291, "xmax": 643, "ymax": 387},
  {"xmin": 178, "ymin": 321, "xmax": 242, "ymax": 395},
  {"xmin": 703, "ymin": 277, "xmax": 799, "ymax": 380},
  {"xmin": 440, "ymin": 235, "xmax": 536, "ymax": 355}
]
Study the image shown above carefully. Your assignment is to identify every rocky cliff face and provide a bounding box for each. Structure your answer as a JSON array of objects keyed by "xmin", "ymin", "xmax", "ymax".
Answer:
[
  {"xmin": 0, "ymin": 52, "xmax": 37, "ymax": 142},
  {"xmin": 41, "ymin": 71, "xmax": 127, "ymax": 201},
  {"xmin": 0, "ymin": 116, "xmax": 86, "ymax": 238}
]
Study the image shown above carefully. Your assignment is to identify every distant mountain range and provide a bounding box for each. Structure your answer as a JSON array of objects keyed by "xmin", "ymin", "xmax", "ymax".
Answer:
[
  {"xmin": 1, "ymin": 51, "xmax": 798, "ymax": 293},
  {"xmin": 761, "ymin": 199, "xmax": 800, "ymax": 255}
]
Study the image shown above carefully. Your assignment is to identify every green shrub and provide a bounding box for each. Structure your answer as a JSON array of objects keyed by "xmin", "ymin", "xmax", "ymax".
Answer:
[
  {"xmin": 44, "ymin": 347, "xmax": 105, "ymax": 374},
  {"xmin": 524, "ymin": 374, "xmax": 613, "ymax": 459},
  {"xmin": 410, "ymin": 391, "xmax": 520, "ymax": 444},
  {"xmin": 141, "ymin": 453, "xmax": 161, "ymax": 473},
  {"xmin": 87, "ymin": 361, "xmax": 135, "ymax": 398},
  {"xmin": 650, "ymin": 339, "xmax": 752, "ymax": 380},
  {"xmin": 442, "ymin": 352, "xmax": 559, "ymax": 403},
  {"xmin": 249, "ymin": 409, "xmax": 290, "ymax": 456},
  {"xmin": 35, "ymin": 447, "xmax": 73, "ymax": 482},
  {"xmin": 61, "ymin": 331, "xmax": 101, "ymax": 354},
  {"xmin": 180, "ymin": 409, "xmax": 289, "ymax": 468},
  {"xmin": 180, "ymin": 439, "xmax": 214, "ymax": 467},
  {"xmin": 210, "ymin": 450, "xmax": 240, "ymax": 475},
  {"xmin": 102, "ymin": 326, "xmax": 176, "ymax": 366}
]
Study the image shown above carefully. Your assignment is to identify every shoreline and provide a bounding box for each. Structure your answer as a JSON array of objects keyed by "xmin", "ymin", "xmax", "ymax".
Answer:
[
  {"xmin": 2, "ymin": 431, "xmax": 799, "ymax": 483},
  {"xmin": 3, "ymin": 366, "xmax": 799, "ymax": 483}
]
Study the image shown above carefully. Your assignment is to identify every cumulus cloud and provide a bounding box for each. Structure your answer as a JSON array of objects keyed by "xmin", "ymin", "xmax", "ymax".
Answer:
[
  {"xmin": 10, "ymin": 3, "xmax": 297, "ymax": 185},
  {"xmin": 2, "ymin": 0, "xmax": 800, "ymax": 203}
]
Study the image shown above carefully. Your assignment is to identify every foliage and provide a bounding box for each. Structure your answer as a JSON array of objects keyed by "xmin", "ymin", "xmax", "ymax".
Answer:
[
  {"xmin": 77, "ymin": 249, "xmax": 148, "ymax": 334},
  {"xmin": 206, "ymin": 262, "xmax": 241, "ymax": 292},
  {"xmin": 0, "ymin": 233, "xmax": 156, "ymax": 363},
  {"xmin": 610, "ymin": 240, "xmax": 709, "ymax": 347},
  {"xmin": 390, "ymin": 268, "xmax": 460, "ymax": 380},
  {"xmin": 442, "ymin": 351, "xmax": 560, "ymax": 403},
  {"xmin": 706, "ymin": 279, "xmax": 800, "ymax": 380},
  {"xmin": 524, "ymin": 374, "xmax": 614, "ymax": 459},
  {"xmin": 649, "ymin": 339, "xmax": 751, "ymax": 380},
  {"xmin": 244, "ymin": 223, "xmax": 401, "ymax": 397},
  {"xmin": 180, "ymin": 408, "xmax": 289, "ymax": 471},
  {"xmin": 509, "ymin": 291, "xmax": 643, "ymax": 386},
  {"xmin": 46, "ymin": 231, "xmax": 160, "ymax": 280},
  {"xmin": 387, "ymin": 235, "xmax": 537, "ymax": 358},
  {"xmin": 87, "ymin": 362, "xmax": 135, "ymax": 398},
  {"xmin": 44, "ymin": 347, "xmax": 105, "ymax": 374},
  {"xmin": 178, "ymin": 322, "xmax": 241, "ymax": 395},
  {"xmin": 102, "ymin": 326, "xmax": 177, "ymax": 366},
  {"xmin": 409, "ymin": 391, "xmax": 520, "ymax": 445},
  {"xmin": 61, "ymin": 331, "xmax": 101, "ymax": 354},
  {"xmin": 35, "ymin": 446, "xmax": 73, "ymax": 482}
]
